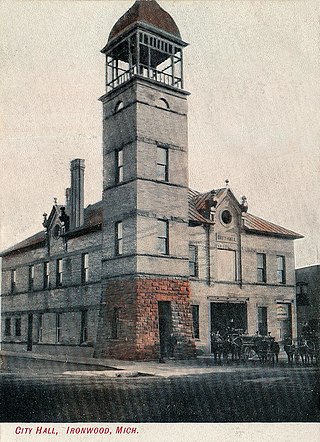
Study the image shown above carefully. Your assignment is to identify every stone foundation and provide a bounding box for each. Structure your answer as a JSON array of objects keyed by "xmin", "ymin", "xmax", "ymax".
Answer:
[{"xmin": 94, "ymin": 276, "xmax": 196, "ymax": 360}]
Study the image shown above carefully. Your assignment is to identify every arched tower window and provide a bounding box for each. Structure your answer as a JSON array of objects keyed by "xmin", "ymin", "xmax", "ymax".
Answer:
[
  {"xmin": 158, "ymin": 98, "xmax": 170, "ymax": 109},
  {"xmin": 114, "ymin": 101, "xmax": 124, "ymax": 113}
]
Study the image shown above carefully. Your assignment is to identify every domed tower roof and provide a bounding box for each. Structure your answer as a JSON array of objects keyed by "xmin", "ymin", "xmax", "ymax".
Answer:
[{"xmin": 108, "ymin": 0, "xmax": 181, "ymax": 43}]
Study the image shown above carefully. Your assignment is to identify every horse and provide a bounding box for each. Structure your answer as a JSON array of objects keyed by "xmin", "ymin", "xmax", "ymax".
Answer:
[
  {"xmin": 256, "ymin": 338, "xmax": 269, "ymax": 363},
  {"xmin": 284, "ymin": 337, "xmax": 295, "ymax": 363},
  {"xmin": 297, "ymin": 339, "xmax": 316, "ymax": 365},
  {"xmin": 230, "ymin": 335, "xmax": 243, "ymax": 361},
  {"xmin": 270, "ymin": 339, "xmax": 280, "ymax": 363},
  {"xmin": 211, "ymin": 333, "xmax": 224, "ymax": 361},
  {"xmin": 221, "ymin": 336, "xmax": 232, "ymax": 361}
]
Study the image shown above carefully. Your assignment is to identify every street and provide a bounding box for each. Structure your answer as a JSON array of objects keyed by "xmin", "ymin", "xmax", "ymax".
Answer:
[{"xmin": 0, "ymin": 356, "xmax": 319, "ymax": 422}]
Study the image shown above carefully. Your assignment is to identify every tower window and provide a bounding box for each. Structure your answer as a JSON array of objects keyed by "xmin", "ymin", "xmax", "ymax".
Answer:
[
  {"xmin": 157, "ymin": 146, "xmax": 168, "ymax": 181},
  {"xmin": 81, "ymin": 253, "xmax": 89, "ymax": 284},
  {"xmin": 159, "ymin": 98, "xmax": 170, "ymax": 109},
  {"xmin": 5, "ymin": 318, "xmax": 11, "ymax": 336},
  {"xmin": 189, "ymin": 245, "xmax": 198, "ymax": 277},
  {"xmin": 56, "ymin": 259, "xmax": 63, "ymax": 287},
  {"xmin": 115, "ymin": 221, "xmax": 123, "ymax": 255},
  {"xmin": 277, "ymin": 256, "xmax": 286, "ymax": 284},
  {"xmin": 11, "ymin": 269, "xmax": 16, "ymax": 293},
  {"xmin": 114, "ymin": 101, "xmax": 124, "ymax": 113},
  {"xmin": 192, "ymin": 305, "xmax": 200, "ymax": 339},
  {"xmin": 56, "ymin": 313, "xmax": 62, "ymax": 343},
  {"xmin": 28, "ymin": 265, "xmax": 34, "ymax": 291},
  {"xmin": 37, "ymin": 314, "xmax": 43, "ymax": 343},
  {"xmin": 15, "ymin": 317, "xmax": 21, "ymax": 337},
  {"xmin": 43, "ymin": 262, "xmax": 50, "ymax": 289},
  {"xmin": 111, "ymin": 308, "xmax": 120, "ymax": 339},
  {"xmin": 157, "ymin": 219, "xmax": 169, "ymax": 255},
  {"xmin": 80, "ymin": 310, "xmax": 88, "ymax": 344},
  {"xmin": 115, "ymin": 149, "xmax": 124, "ymax": 183},
  {"xmin": 257, "ymin": 253, "xmax": 266, "ymax": 283}
]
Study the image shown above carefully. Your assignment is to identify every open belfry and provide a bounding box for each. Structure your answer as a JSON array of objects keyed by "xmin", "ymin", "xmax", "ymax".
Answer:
[{"xmin": 1, "ymin": 1, "xmax": 302, "ymax": 361}]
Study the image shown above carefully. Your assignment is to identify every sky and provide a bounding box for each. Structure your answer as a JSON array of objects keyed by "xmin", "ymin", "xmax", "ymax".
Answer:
[{"xmin": 0, "ymin": 0, "xmax": 319, "ymax": 268}]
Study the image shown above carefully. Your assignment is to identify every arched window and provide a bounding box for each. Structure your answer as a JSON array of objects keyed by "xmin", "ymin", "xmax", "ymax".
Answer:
[
  {"xmin": 114, "ymin": 101, "xmax": 124, "ymax": 113},
  {"xmin": 158, "ymin": 98, "xmax": 170, "ymax": 109}
]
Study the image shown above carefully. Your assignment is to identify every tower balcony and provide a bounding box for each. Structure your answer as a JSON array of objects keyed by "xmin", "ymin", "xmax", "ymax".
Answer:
[{"xmin": 103, "ymin": 29, "xmax": 186, "ymax": 93}]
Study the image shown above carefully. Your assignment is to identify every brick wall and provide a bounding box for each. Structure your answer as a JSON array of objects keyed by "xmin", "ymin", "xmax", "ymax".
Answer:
[{"xmin": 94, "ymin": 276, "xmax": 196, "ymax": 360}]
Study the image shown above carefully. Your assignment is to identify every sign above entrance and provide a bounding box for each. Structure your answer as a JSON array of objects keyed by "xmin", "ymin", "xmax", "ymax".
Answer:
[
  {"xmin": 216, "ymin": 233, "xmax": 237, "ymax": 243},
  {"xmin": 277, "ymin": 305, "xmax": 288, "ymax": 320}
]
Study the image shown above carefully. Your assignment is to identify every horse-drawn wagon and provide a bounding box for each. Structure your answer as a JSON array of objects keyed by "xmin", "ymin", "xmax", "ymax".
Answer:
[
  {"xmin": 210, "ymin": 332, "xmax": 279, "ymax": 363},
  {"xmin": 241, "ymin": 335, "xmax": 279, "ymax": 362}
]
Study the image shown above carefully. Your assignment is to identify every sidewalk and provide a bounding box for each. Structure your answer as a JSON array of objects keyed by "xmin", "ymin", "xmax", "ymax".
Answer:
[{"xmin": 0, "ymin": 349, "xmax": 290, "ymax": 378}]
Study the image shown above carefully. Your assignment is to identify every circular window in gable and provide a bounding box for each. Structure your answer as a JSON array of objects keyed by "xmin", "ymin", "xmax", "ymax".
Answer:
[{"xmin": 221, "ymin": 210, "xmax": 232, "ymax": 225}]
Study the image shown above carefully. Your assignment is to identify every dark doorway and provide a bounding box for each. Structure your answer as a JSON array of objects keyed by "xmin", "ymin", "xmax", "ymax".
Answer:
[
  {"xmin": 258, "ymin": 306, "xmax": 268, "ymax": 336},
  {"xmin": 279, "ymin": 303, "xmax": 292, "ymax": 342},
  {"xmin": 211, "ymin": 302, "xmax": 247, "ymax": 336},
  {"xmin": 27, "ymin": 314, "xmax": 33, "ymax": 351},
  {"xmin": 158, "ymin": 301, "xmax": 172, "ymax": 359}
]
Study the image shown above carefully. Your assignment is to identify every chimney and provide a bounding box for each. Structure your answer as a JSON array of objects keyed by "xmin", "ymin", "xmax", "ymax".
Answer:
[
  {"xmin": 65, "ymin": 187, "xmax": 71, "ymax": 209},
  {"xmin": 70, "ymin": 159, "xmax": 85, "ymax": 229}
]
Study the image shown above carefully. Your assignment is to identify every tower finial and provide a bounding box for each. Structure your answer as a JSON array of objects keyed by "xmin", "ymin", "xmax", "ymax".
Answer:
[{"xmin": 225, "ymin": 179, "xmax": 229, "ymax": 188}]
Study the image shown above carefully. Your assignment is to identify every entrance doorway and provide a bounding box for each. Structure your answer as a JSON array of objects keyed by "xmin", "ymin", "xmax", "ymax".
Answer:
[
  {"xmin": 278, "ymin": 303, "xmax": 292, "ymax": 342},
  {"xmin": 210, "ymin": 302, "xmax": 247, "ymax": 337},
  {"xmin": 27, "ymin": 314, "xmax": 33, "ymax": 351},
  {"xmin": 158, "ymin": 301, "xmax": 172, "ymax": 359}
]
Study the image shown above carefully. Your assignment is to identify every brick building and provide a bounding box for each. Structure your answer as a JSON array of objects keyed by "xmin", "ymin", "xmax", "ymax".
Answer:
[
  {"xmin": 1, "ymin": 0, "xmax": 302, "ymax": 360},
  {"xmin": 295, "ymin": 265, "xmax": 320, "ymax": 337}
]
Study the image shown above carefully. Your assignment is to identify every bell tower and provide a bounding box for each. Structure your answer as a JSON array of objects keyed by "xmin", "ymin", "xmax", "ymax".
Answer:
[{"xmin": 95, "ymin": 0, "xmax": 195, "ymax": 360}]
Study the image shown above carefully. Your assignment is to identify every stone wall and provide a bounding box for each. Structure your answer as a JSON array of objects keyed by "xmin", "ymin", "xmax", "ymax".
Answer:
[{"xmin": 94, "ymin": 276, "xmax": 195, "ymax": 360}]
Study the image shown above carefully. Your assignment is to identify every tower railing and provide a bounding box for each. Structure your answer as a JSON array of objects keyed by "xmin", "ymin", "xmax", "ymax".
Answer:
[{"xmin": 107, "ymin": 65, "xmax": 182, "ymax": 92}]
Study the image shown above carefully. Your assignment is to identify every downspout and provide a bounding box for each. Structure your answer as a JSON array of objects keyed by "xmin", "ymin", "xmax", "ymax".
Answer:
[
  {"xmin": 239, "ymin": 195, "xmax": 248, "ymax": 289},
  {"xmin": 205, "ymin": 223, "xmax": 211, "ymax": 286},
  {"xmin": 238, "ymin": 220, "xmax": 243, "ymax": 289},
  {"xmin": 42, "ymin": 213, "xmax": 50, "ymax": 256}
]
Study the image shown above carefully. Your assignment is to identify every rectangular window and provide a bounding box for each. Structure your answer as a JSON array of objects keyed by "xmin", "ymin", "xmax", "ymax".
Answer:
[
  {"xmin": 257, "ymin": 253, "xmax": 266, "ymax": 283},
  {"xmin": 81, "ymin": 253, "xmax": 89, "ymax": 284},
  {"xmin": 277, "ymin": 255, "xmax": 286, "ymax": 284},
  {"xmin": 192, "ymin": 305, "xmax": 200, "ymax": 339},
  {"xmin": 43, "ymin": 262, "xmax": 50, "ymax": 289},
  {"xmin": 28, "ymin": 265, "xmax": 34, "ymax": 291},
  {"xmin": 115, "ymin": 221, "xmax": 123, "ymax": 255},
  {"xmin": 217, "ymin": 249, "xmax": 237, "ymax": 281},
  {"xmin": 156, "ymin": 146, "xmax": 168, "ymax": 181},
  {"xmin": 37, "ymin": 314, "xmax": 43, "ymax": 343},
  {"xmin": 111, "ymin": 308, "xmax": 120, "ymax": 339},
  {"xmin": 115, "ymin": 149, "xmax": 124, "ymax": 183},
  {"xmin": 11, "ymin": 269, "xmax": 16, "ymax": 293},
  {"xmin": 5, "ymin": 318, "xmax": 11, "ymax": 336},
  {"xmin": 257, "ymin": 307, "xmax": 268, "ymax": 336},
  {"xmin": 56, "ymin": 313, "xmax": 62, "ymax": 343},
  {"xmin": 80, "ymin": 310, "xmax": 88, "ymax": 344},
  {"xmin": 56, "ymin": 259, "xmax": 63, "ymax": 287},
  {"xmin": 296, "ymin": 283, "xmax": 308, "ymax": 306},
  {"xmin": 157, "ymin": 219, "xmax": 169, "ymax": 255},
  {"xmin": 189, "ymin": 245, "xmax": 198, "ymax": 277},
  {"xmin": 15, "ymin": 317, "xmax": 21, "ymax": 337}
]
